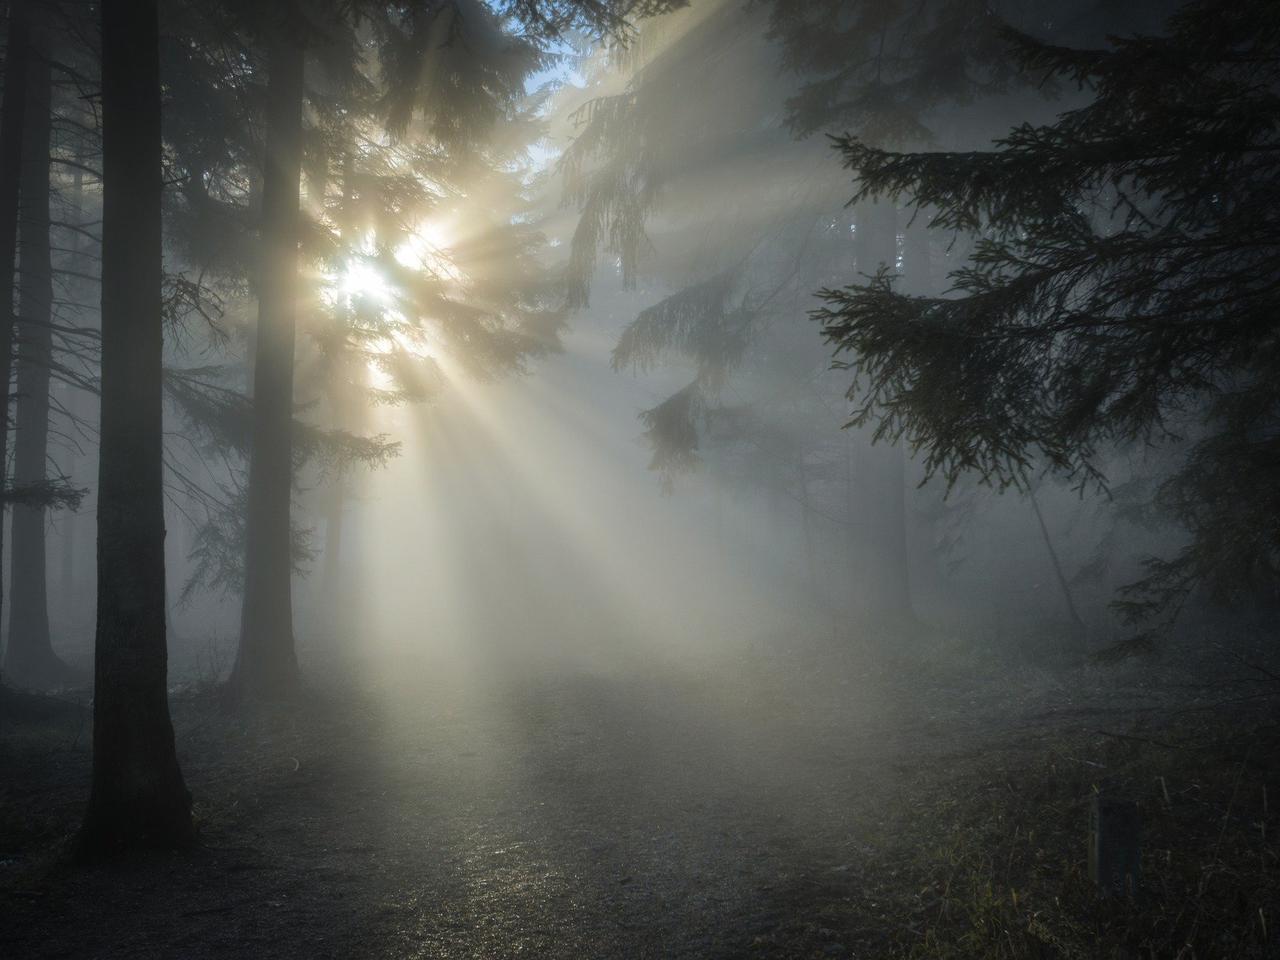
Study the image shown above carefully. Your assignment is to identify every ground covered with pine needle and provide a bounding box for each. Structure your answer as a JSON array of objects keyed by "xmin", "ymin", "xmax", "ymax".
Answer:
[{"xmin": 2, "ymin": 631, "xmax": 1277, "ymax": 959}]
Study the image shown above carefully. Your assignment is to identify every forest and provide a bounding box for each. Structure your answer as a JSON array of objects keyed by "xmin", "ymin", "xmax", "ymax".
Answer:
[{"xmin": 0, "ymin": 0, "xmax": 1277, "ymax": 956}]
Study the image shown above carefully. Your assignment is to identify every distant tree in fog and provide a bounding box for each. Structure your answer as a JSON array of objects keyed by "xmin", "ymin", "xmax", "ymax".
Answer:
[
  {"xmin": 556, "ymin": 0, "xmax": 1042, "ymax": 622},
  {"xmin": 216, "ymin": 0, "xmax": 666, "ymax": 701},
  {"xmin": 149, "ymin": 0, "xmax": 678, "ymax": 703},
  {"xmin": 815, "ymin": 0, "xmax": 1280, "ymax": 650},
  {"xmin": 0, "ymin": 0, "xmax": 31, "ymax": 691},
  {"xmin": 3, "ymin": 2, "xmax": 94, "ymax": 688}
]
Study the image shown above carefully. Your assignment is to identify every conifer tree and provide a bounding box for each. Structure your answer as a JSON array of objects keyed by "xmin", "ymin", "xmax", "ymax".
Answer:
[
  {"xmin": 813, "ymin": 0, "xmax": 1280, "ymax": 648},
  {"xmin": 158, "ymin": 0, "xmax": 683, "ymax": 700},
  {"xmin": 556, "ymin": 0, "xmax": 1017, "ymax": 621}
]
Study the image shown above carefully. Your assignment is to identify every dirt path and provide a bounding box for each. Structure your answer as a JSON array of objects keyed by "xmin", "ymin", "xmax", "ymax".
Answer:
[{"xmin": 0, "ymin": 647, "xmax": 1204, "ymax": 959}]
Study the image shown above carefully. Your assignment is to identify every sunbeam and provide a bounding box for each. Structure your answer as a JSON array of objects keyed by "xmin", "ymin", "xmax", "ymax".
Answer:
[{"xmin": 9, "ymin": 0, "xmax": 1274, "ymax": 955}]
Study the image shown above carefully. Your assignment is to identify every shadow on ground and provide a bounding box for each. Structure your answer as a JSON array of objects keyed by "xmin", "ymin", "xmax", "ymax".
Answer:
[{"xmin": 2, "ymin": 637, "xmax": 1275, "ymax": 958}]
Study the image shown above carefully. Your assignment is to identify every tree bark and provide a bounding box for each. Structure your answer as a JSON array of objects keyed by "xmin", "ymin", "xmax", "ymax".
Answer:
[
  {"xmin": 58, "ymin": 167, "xmax": 86, "ymax": 599},
  {"xmin": 0, "ymin": 0, "xmax": 31, "ymax": 685},
  {"xmin": 5, "ymin": 17, "xmax": 68, "ymax": 686},
  {"xmin": 230, "ymin": 23, "xmax": 305, "ymax": 700},
  {"xmin": 76, "ymin": 0, "xmax": 194, "ymax": 857}
]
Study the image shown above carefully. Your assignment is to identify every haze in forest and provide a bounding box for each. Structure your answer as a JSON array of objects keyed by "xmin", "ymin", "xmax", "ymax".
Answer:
[
  {"xmin": 1, "ymin": 0, "xmax": 1277, "ymax": 956},
  {"xmin": 13, "ymin": 0, "xmax": 1209, "ymax": 696}
]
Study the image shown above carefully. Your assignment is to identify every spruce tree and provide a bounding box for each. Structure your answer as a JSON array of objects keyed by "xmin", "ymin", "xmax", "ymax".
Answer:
[
  {"xmin": 813, "ymin": 0, "xmax": 1280, "ymax": 647},
  {"xmin": 222, "ymin": 0, "xmax": 680, "ymax": 699}
]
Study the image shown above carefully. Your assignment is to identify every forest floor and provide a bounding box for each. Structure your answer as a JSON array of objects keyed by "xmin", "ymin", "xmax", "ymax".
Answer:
[{"xmin": 1, "ymin": 629, "xmax": 1278, "ymax": 959}]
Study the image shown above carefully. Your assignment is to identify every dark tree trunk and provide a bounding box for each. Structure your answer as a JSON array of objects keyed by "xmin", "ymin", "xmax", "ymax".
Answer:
[
  {"xmin": 230, "ymin": 24, "xmax": 305, "ymax": 700},
  {"xmin": 5, "ymin": 20, "xmax": 68, "ymax": 686},
  {"xmin": 57, "ymin": 386, "xmax": 77, "ymax": 592},
  {"xmin": 76, "ymin": 0, "xmax": 193, "ymax": 858},
  {"xmin": 0, "ymin": 0, "xmax": 31, "ymax": 685},
  {"xmin": 58, "ymin": 167, "xmax": 86, "ymax": 599}
]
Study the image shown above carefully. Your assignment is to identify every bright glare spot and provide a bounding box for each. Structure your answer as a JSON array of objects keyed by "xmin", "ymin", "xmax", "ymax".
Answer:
[
  {"xmin": 340, "ymin": 260, "xmax": 394, "ymax": 304},
  {"xmin": 315, "ymin": 224, "xmax": 457, "ymax": 387}
]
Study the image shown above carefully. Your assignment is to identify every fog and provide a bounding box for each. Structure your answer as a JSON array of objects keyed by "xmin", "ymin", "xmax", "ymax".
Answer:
[{"xmin": 2, "ymin": 0, "xmax": 1277, "ymax": 957}]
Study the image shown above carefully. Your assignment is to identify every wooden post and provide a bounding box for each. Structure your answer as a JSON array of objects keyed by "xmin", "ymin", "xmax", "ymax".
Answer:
[{"xmin": 1089, "ymin": 792, "xmax": 1141, "ymax": 897}]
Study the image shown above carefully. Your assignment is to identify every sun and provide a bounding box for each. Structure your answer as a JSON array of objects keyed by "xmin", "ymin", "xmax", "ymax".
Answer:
[
  {"xmin": 325, "ymin": 220, "xmax": 460, "ymax": 309},
  {"xmin": 316, "ymin": 221, "xmax": 463, "ymax": 387}
]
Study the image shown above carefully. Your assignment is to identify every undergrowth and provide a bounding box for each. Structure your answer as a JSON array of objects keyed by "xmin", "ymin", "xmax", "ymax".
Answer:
[{"xmin": 872, "ymin": 710, "xmax": 1278, "ymax": 958}]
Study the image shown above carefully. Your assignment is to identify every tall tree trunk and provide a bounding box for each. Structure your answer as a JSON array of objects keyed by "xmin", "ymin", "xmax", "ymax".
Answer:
[
  {"xmin": 76, "ymin": 0, "xmax": 193, "ymax": 857},
  {"xmin": 852, "ymin": 199, "xmax": 912, "ymax": 620},
  {"xmin": 5, "ymin": 19, "xmax": 68, "ymax": 686},
  {"xmin": 58, "ymin": 167, "xmax": 86, "ymax": 599},
  {"xmin": 883, "ymin": 440, "xmax": 911, "ymax": 615},
  {"xmin": 794, "ymin": 447, "xmax": 819, "ymax": 601},
  {"xmin": 1028, "ymin": 486, "xmax": 1088, "ymax": 651},
  {"xmin": 318, "ymin": 150, "xmax": 353, "ymax": 616},
  {"xmin": 0, "ymin": 0, "xmax": 31, "ymax": 684},
  {"xmin": 230, "ymin": 23, "xmax": 305, "ymax": 700},
  {"xmin": 58, "ymin": 396, "xmax": 77, "ymax": 590},
  {"xmin": 842, "ymin": 431, "xmax": 860, "ymax": 624},
  {"xmin": 320, "ymin": 479, "xmax": 345, "ymax": 600}
]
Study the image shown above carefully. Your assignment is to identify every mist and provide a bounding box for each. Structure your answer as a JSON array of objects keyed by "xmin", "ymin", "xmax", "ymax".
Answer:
[{"xmin": 2, "ymin": 1, "xmax": 1278, "ymax": 957}]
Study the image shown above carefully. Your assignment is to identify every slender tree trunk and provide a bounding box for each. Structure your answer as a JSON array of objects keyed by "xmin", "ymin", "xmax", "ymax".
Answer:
[
  {"xmin": 311, "ymin": 149, "xmax": 375, "ymax": 640},
  {"xmin": 902, "ymin": 212, "xmax": 951, "ymax": 600},
  {"xmin": 318, "ymin": 151, "xmax": 352, "ymax": 613},
  {"xmin": 320, "ymin": 478, "xmax": 344, "ymax": 600},
  {"xmin": 794, "ymin": 448, "xmax": 819, "ymax": 600},
  {"xmin": 6, "ymin": 20, "xmax": 67, "ymax": 686},
  {"xmin": 0, "ymin": 0, "xmax": 31, "ymax": 684},
  {"xmin": 713, "ymin": 482, "xmax": 724, "ymax": 557},
  {"xmin": 1028, "ymin": 486, "xmax": 1088, "ymax": 650},
  {"xmin": 58, "ymin": 168, "xmax": 86, "ymax": 598},
  {"xmin": 852, "ymin": 199, "xmax": 912, "ymax": 620},
  {"xmin": 231, "ymin": 24, "xmax": 305, "ymax": 700},
  {"xmin": 843, "ymin": 431, "xmax": 859, "ymax": 623},
  {"xmin": 76, "ymin": 0, "xmax": 193, "ymax": 857},
  {"xmin": 59, "ymin": 403, "xmax": 76, "ymax": 592},
  {"xmin": 884, "ymin": 441, "xmax": 911, "ymax": 614}
]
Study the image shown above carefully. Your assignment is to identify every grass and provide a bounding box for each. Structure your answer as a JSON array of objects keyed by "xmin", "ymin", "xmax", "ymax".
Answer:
[{"xmin": 832, "ymin": 709, "xmax": 1279, "ymax": 958}]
